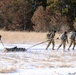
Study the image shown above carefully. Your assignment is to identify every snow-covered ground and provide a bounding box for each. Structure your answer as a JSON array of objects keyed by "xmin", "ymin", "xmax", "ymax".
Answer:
[{"xmin": 0, "ymin": 43, "xmax": 76, "ymax": 75}]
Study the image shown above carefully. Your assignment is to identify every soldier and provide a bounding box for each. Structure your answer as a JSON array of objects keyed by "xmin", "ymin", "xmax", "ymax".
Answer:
[
  {"xmin": 57, "ymin": 31, "xmax": 68, "ymax": 51},
  {"xmin": 46, "ymin": 30, "xmax": 56, "ymax": 50},
  {"xmin": 68, "ymin": 30, "xmax": 76, "ymax": 50}
]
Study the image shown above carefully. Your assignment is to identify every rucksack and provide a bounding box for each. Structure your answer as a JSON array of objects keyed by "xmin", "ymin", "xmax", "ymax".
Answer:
[
  {"xmin": 47, "ymin": 32, "xmax": 55, "ymax": 39},
  {"xmin": 60, "ymin": 34, "xmax": 67, "ymax": 41},
  {"xmin": 70, "ymin": 32, "xmax": 75, "ymax": 39},
  {"xmin": 47, "ymin": 33, "xmax": 50, "ymax": 39}
]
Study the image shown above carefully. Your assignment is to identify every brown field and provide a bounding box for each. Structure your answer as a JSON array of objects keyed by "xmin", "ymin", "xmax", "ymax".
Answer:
[
  {"xmin": 0, "ymin": 31, "xmax": 60, "ymax": 44},
  {"xmin": 0, "ymin": 31, "xmax": 47, "ymax": 44}
]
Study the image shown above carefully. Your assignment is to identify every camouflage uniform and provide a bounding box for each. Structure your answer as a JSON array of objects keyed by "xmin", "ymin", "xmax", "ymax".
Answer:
[
  {"xmin": 68, "ymin": 31, "xmax": 76, "ymax": 50},
  {"xmin": 46, "ymin": 31, "xmax": 56, "ymax": 50},
  {"xmin": 57, "ymin": 32, "xmax": 68, "ymax": 51}
]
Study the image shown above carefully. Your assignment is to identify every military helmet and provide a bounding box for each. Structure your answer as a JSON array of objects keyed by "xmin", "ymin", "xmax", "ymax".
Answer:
[{"xmin": 64, "ymin": 31, "xmax": 67, "ymax": 34}]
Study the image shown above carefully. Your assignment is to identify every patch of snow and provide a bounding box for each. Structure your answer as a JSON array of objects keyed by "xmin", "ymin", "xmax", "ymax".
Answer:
[{"xmin": 0, "ymin": 43, "xmax": 76, "ymax": 75}]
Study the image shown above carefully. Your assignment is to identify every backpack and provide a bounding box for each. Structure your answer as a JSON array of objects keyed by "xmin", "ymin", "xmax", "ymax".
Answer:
[
  {"xmin": 47, "ymin": 33, "xmax": 50, "ymax": 39},
  {"xmin": 70, "ymin": 32, "xmax": 75, "ymax": 39},
  {"xmin": 60, "ymin": 34, "xmax": 67, "ymax": 41},
  {"xmin": 47, "ymin": 32, "xmax": 55, "ymax": 39}
]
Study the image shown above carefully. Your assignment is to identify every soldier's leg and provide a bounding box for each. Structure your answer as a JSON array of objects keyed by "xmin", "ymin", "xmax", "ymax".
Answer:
[
  {"xmin": 52, "ymin": 40, "xmax": 55, "ymax": 50},
  {"xmin": 68, "ymin": 40, "xmax": 73, "ymax": 50},
  {"xmin": 57, "ymin": 41, "xmax": 63, "ymax": 50},
  {"xmin": 63, "ymin": 42, "xmax": 66, "ymax": 51},
  {"xmin": 46, "ymin": 40, "xmax": 52, "ymax": 50},
  {"xmin": 73, "ymin": 40, "xmax": 75, "ymax": 50}
]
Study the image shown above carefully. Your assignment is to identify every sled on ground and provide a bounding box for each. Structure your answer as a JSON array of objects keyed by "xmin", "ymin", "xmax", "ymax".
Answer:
[{"xmin": 4, "ymin": 46, "xmax": 26, "ymax": 52}]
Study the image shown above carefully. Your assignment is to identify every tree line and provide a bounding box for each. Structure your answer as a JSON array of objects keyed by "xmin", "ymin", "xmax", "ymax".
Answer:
[{"xmin": 0, "ymin": 0, "xmax": 76, "ymax": 32}]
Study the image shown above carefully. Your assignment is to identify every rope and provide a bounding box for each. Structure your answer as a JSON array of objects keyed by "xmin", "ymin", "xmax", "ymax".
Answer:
[
  {"xmin": 27, "ymin": 40, "xmax": 49, "ymax": 50},
  {"xmin": 0, "ymin": 40, "xmax": 6, "ymax": 49}
]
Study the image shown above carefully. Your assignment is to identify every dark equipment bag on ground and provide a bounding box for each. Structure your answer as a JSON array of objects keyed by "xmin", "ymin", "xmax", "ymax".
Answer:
[{"xmin": 5, "ymin": 46, "xmax": 26, "ymax": 52}]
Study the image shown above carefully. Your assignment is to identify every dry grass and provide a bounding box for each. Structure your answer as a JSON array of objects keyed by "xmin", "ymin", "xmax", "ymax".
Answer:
[
  {"xmin": 0, "ymin": 66, "xmax": 17, "ymax": 73},
  {"xmin": 0, "ymin": 31, "xmax": 47, "ymax": 44},
  {"xmin": 0, "ymin": 30, "xmax": 61, "ymax": 44}
]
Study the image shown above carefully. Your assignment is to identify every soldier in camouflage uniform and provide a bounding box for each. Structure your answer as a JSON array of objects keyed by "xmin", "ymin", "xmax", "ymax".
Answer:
[
  {"xmin": 68, "ymin": 30, "xmax": 76, "ymax": 50},
  {"xmin": 46, "ymin": 30, "xmax": 56, "ymax": 50},
  {"xmin": 57, "ymin": 32, "xmax": 68, "ymax": 51}
]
